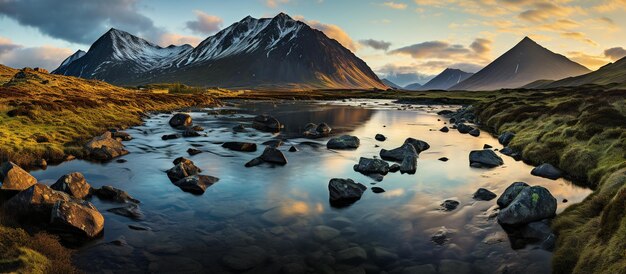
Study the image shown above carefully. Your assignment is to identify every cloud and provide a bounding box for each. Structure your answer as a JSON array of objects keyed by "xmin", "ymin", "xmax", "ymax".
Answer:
[
  {"xmin": 159, "ymin": 33, "xmax": 202, "ymax": 47},
  {"xmin": 390, "ymin": 38, "xmax": 491, "ymax": 60},
  {"xmin": 0, "ymin": 0, "xmax": 164, "ymax": 45},
  {"xmin": 604, "ymin": 47, "xmax": 626, "ymax": 61},
  {"xmin": 0, "ymin": 37, "xmax": 21, "ymax": 55},
  {"xmin": 518, "ymin": 2, "xmax": 583, "ymax": 22},
  {"xmin": 560, "ymin": 32, "xmax": 597, "ymax": 46},
  {"xmin": 567, "ymin": 51, "xmax": 610, "ymax": 70},
  {"xmin": 265, "ymin": 0, "xmax": 290, "ymax": 8},
  {"xmin": 186, "ymin": 11, "xmax": 222, "ymax": 35},
  {"xmin": 382, "ymin": 2, "xmax": 408, "ymax": 9},
  {"xmin": 470, "ymin": 38, "xmax": 491, "ymax": 55},
  {"xmin": 594, "ymin": 0, "xmax": 626, "ymax": 12},
  {"xmin": 359, "ymin": 39, "xmax": 392, "ymax": 51},
  {"xmin": 0, "ymin": 40, "xmax": 73, "ymax": 71},
  {"xmin": 375, "ymin": 63, "xmax": 435, "ymax": 86},
  {"xmin": 294, "ymin": 16, "xmax": 358, "ymax": 51}
]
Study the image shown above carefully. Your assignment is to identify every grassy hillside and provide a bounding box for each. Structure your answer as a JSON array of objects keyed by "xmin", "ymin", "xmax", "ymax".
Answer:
[{"xmin": 0, "ymin": 67, "xmax": 220, "ymax": 167}]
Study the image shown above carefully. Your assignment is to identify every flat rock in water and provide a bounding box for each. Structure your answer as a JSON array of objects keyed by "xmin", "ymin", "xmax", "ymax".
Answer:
[
  {"xmin": 84, "ymin": 132, "xmax": 128, "ymax": 160},
  {"xmin": 375, "ymin": 134, "xmax": 386, "ymax": 141},
  {"xmin": 173, "ymin": 175, "xmax": 219, "ymax": 194},
  {"xmin": 469, "ymin": 149, "xmax": 504, "ymax": 168},
  {"xmin": 327, "ymin": 135, "xmax": 360, "ymax": 149},
  {"xmin": 166, "ymin": 158, "xmax": 201, "ymax": 182},
  {"xmin": 0, "ymin": 161, "xmax": 37, "ymax": 191},
  {"xmin": 531, "ymin": 163, "xmax": 562, "ymax": 180},
  {"xmin": 473, "ymin": 188, "xmax": 497, "ymax": 201},
  {"xmin": 222, "ymin": 142, "xmax": 257, "ymax": 152},
  {"xmin": 51, "ymin": 200, "xmax": 104, "ymax": 238},
  {"xmin": 312, "ymin": 225, "xmax": 340, "ymax": 241},
  {"xmin": 94, "ymin": 185, "xmax": 140, "ymax": 204},
  {"xmin": 328, "ymin": 178, "xmax": 367, "ymax": 207},
  {"xmin": 353, "ymin": 157, "xmax": 389, "ymax": 175},
  {"xmin": 380, "ymin": 143, "xmax": 417, "ymax": 162},
  {"xmin": 371, "ymin": 187, "xmax": 385, "ymax": 193},
  {"xmin": 107, "ymin": 203, "xmax": 143, "ymax": 220},
  {"xmin": 51, "ymin": 172, "xmax": 91, "ymax": 199}
]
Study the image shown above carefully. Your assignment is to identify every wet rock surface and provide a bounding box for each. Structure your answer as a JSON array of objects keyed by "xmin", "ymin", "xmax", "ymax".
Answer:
[
  {"xmin": 327, "ymin": 135, "xmax": 360, "ymax": 149},
  {"xmin": 51, "ymin": 172, "xmax": 91, "ymax": 199},
  {"xmin": 0, "ymin": 161, "xmax": 37, "ymax": 191},
  {"xmin": 497, "ymin": 183, "xmax": 557, "ymax": 225},
  {"xmin": 469, "ymin": 149, "xmax": 504, "ymax": 168},
  {"xmin": 328, "ymin": 178, "xmax": 367, "ymax": 207},
  {"xmin": 84, "ymin": 132, "xmax": 129, "ymax": 161},
  {"xmin": 531, "ymin": 163, "xmax": 562, "ymax": 180},
  {"xmin": 353, "ymin": 157, "xmax": 389, "ymax": 175}
]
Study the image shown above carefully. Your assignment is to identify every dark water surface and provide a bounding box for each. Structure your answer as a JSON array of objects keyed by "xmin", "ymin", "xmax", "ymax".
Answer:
[{"xmin": 31, "ymin": 99, "xmax": 590, "ymax": 274}]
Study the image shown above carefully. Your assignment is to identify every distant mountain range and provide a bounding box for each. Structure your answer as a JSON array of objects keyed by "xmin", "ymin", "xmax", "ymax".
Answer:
[
  {"xmin": 381, "ymin": 78, "xmax": 402, "ymax": 89},
  {"xmin": 420, "ymin": 68, "xmax": 473, "ymax": 90},
  {"xmin": 450, "ymin": 37, "xmax": 590, "ymax": 91},
  {"xmin": 53, "ymin": 13, "xmax": 386, "ymax": 90},
  {"xmin": 403, "ymin": 82, "xmax": 422, "ymax": 90}
]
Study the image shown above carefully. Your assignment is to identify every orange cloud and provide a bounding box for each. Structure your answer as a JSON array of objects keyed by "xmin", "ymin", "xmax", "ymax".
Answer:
[
  {"xmin": 294, "ymin": 16, "xmax": 358, "ymax": 52},
  {"xmin": 383, "ymin": 1, "xmax": 408, "ymax": 9}
]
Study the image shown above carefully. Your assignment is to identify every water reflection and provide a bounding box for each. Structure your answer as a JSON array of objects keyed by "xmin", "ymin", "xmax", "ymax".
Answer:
[{"xmin": 30, "ymin": 100, "xmax": 590, "ymax": 274}]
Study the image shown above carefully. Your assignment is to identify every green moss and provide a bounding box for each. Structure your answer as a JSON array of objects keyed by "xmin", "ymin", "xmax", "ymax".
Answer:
[{"xmin": 532, "ymin": 193, "xmax": 540, "ymax": 205}]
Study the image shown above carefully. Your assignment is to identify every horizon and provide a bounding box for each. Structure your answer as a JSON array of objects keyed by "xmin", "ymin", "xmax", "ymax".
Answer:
[{"xmin": 1, "ymin": 0, "xmax": 626, "ymax": 86}]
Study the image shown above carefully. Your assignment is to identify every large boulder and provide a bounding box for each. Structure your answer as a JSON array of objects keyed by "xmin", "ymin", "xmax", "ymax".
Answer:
[
  {"xmin": 84, "ymin": 132, "xmax": 128, "ymax": 161},
  {"xmin": 380, "ymin": 143, "xmax": 417, "ymax": 162},
  {"xmin": 169, "ymin": 113, "xmax": 192, "ymax": 129},
  {"xmin": 497, "ymin": 184, "xmax": 557, "ymax": 226},
  {"xmin": 260, "ymin": 147, "xmax": 287, "ymax": 165},
  {"xmin": 497, "ymin": 182, "xmax": 529, "ymax": 208},
  {"xmin": 469, "ymin": 149, "xmax": 504, "ymax": 168},
  {"xmin": 328, "ymin": 178, "xmax": 367, "ymax": 207},
  {"xmin": 166, "ymin": 158, "xmax": 202, "ymax": 182},
  {"xmin": 3, "ymin": 183, "xmax": 70, "ymax": 222},
  {"xmin": 50, "ymin": 200, "xmax": 104, "ymax": 238},
  {"xmin": 51, "ymin": 172, "xmax": 91, "ymax": 199},
  {"xmin": 327, "ymin": 135, "xmax": 360, "ymax": 149},
  {"xmin": 222, "ymin": 142, "xmax": 257, "ymax": 152},
  {"xmin": 0, "ymin": 161, "xmax": 37, "ymax": 191},
  {"xmin": 404, "ymin": 138, "xmax": 430, "ymax": 153},
  {"xmin": 173, "ymin": 175, "xmax": 219, "ymax": 194},
  {"xmin": 252, "ymin": 115, "xmax": 281, "ymax": 132},
  {"xmin": 531, "ymin": 163, "xmax": 563, "ymax": 180},
  {"xmin": 498, "ymin": 132, "xmax": 515, "ymax": 146},
  {"xmin": 353, "ymin": 157, "xmax": 389, "ymax": 175},
  {"xmin": 93, "ymin": 185, "xmax": 140, "ymax": 204}
]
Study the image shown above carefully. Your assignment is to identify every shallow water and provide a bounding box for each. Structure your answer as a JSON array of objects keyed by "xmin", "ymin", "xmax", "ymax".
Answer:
[{"xmin": 31, "ymin": 99, "xmax": 591, "ymax": 274}]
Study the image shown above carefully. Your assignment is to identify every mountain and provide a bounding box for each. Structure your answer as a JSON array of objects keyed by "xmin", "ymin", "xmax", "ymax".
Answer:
[
  {"xmin": 382, "ymin": 78, "xmax": 401, "ymax": 89},
  {"xmin": 536, "ymin": 56, "xmax": 626, "ymax": 88},
  {"xmin": 404, "ymin": 82, "xmax": 422, "ymax": 90},
  {"xmin": 450, "ymin": 37, "xmax": 590, "ymax": 91},
  {"xmin": 53, "ymin": 50, "xmax": 86, "ymax": 72},
  {"xmin": 420, "ymin": 68, "xmax": 473, "ymax": 90},
  {"xmin": 53, "ymin": 13, "xmax": 385, "ymax": 90}
]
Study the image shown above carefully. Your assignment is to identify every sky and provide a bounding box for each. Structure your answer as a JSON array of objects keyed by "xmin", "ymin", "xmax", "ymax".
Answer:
[{"xmin": 1, "ymin": 0, "xmax": 626, "ymax": 86}]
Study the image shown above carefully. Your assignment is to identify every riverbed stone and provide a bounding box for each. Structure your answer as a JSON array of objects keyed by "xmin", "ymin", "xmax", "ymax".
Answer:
[
  {"xmin": 497, "ymin": 185, "xmax": 557, "ymax": 225},
  {"xmin": 84, "ymin": 132, "xmax": 128, "ymax": 160},
  {"xmin": 336, "ymin": 247, "xmax": 367, "ymax": 263},
  {"xmin": 497, "ymin": 182, "xmax": 529, "ymax": 208},
  {"xmin": 531, "ymin": 163, "xmax": 562, "ymax": 180},
  {"xmin": 312, "ymin": 225, "xmax": 341, "ymax": 241},
  {"xmin": 389, "ymin": 163, "xmax": 400, "ymax": 173},
  {"xmin": 473, "ymin": 188, "xmax": 497, "ymax": 201},
  {"xmin": 380, "ymin": 143, "xmax": 417, "ymax": 162},
  {"xmin": 93, "ymin": 185, "xmax": 140, "ymax": 204},
  {"xmin": 441, "ymin": 200, "xmax": 460, "ymax": 211},
  {"xmin": 173, "ymin": 175, "xmax": 219, "ymax": 194},
  {"xmin": 440, "ymin": 126, "xmax": 449, "ymax": 133},
  {"xmin": 166, "ymin": 158, "xmax": 202, "ymax": 182},
  {"xmin": 221, "ymin": 246, "xmax": 268, "ymax": 271},
  {"xmin": 260, "ymin": 147, "xmax": 287, "ymax": 165},
  {"xmin": 498, "ymin": 132, "xmax": 515, "ymax": 146},
  {"xmin": 107, "ymin": 203, "xmax": 143, "ymax": 219},
  {"xmin": 353, "ymin": 157, "xmax": 389, "ymax": 174},
  {"xmin": 169, "ymin": 113, "xmax": 192, "ymax": 129},
  {"xmin": 371, "ymin": 187, "xmax": 385, "ymax": 193},
  {"xmin": 187, "ymin": 148, "xmax": 202, "ymax": 155},
  {"xmin": 329, "ymin": 178, "xmax": 367, "ymax": 207},
  {"xmin": 375, "ymin": 134, "xmax": 386, "ymax": 141},
  {"xmin": 222, "ymin": 142, "xmax": 257, "ymax": 152},
  {"xmin": 327, "ymin": 135, "xmax": 360, "ymax": 149},
  {"xmin": 439, "ymin": 259, "xmax": 471, "ymax": 274},
  {"xmin": 456, "ymin": 123, "xmax": 473, "ymax": 134},
  {"xmin": 161, "ymin": 134, "xmax": 182, "ymax": 140},
  {"xmin": 3, "ymin": 183, "xmax": 70, "ymax": 222},
  {"xmin": 51, "ymin": 172, "xmax": 91, "ymax": 199},
  {"xmin": 469, "ymin": 149, "xmax": 504, "ymax": 168},
  {"xmin": 50, "ymin": 200, "xmax": 104, "ymax": 238},
  {"xmin": 403, "ymin": 138, "xmax": 430, "ymax": 153},
  {"xmin": 469, "ymin": 128, "xmax": 480, "ymax": 137},
  {"xmin": 0, "ymin": 161, "xmax": 37, "ymax": 191},
  {"xmin": 400, "ymin": 154, "xmax": 417, "ymax": 174},
  {"xmin": 372, "ymin": 247, "xmax": 398, "ymax": 265},
  {"xmin": 252, "ymin": 115, "xmax": 281, "ymax": 132}
]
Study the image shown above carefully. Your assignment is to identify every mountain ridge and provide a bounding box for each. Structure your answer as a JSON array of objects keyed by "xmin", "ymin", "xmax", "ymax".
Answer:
[{"xmin": 420, "ymin": 68, "xmax": 473, "ymax": 90}]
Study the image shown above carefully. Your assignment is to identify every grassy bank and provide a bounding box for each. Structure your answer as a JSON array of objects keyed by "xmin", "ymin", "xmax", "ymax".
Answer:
[{"xmin": 0, "ymin": 66, "xmax": 221, "ymax": 168}]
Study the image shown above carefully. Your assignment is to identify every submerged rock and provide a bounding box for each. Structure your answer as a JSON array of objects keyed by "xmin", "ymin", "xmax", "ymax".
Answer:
[
  {"xmin": 182, "ymin": 128, "xmax": 201, "ymax": 137},
  {"xmin": 327, "ymin": 135, "xmax": 360, "ymax": 149},
  {"xmin": 244, "ymin": 157, "xmax": 264, "ymax": 168},
  {"xmin": 252, "ymin": 115, "xmax": 281, "ymax": 132},
  {"xmin": 328, "ymin": 178, "xmax": 367, "ymax": 207},
  {"xmin": 497, "ymin": 184, "xmax": 557, "ymax": 226},
  {"xmin": 173, "ymin": 175, "xmax": 219, "ymax": 194},
  {"xmin": 51, "ymin": 172, "xmax": 91, "ymax": 199},
  {"xmin": 303, "ymin": 123, "xmax": 332, "ymax": 138},
  {"xmin": 94, "ymin": 185, "xmax": 140, "ymax": 204},
  {"xmin": 187, "ymin": 148, "xmax": 202, "ymax": 155},
  {"xmin": 107, "ymin": 203, "xmax": 143, "ymax": 219},
  {"xmin": 441, "ymin": 200, "xmax": 460, "ymax": 211},
  {"xmin": 375, "ymin": 134, "xmax": 386, "ymax": 141},
  {"xmin": 531, "ymin": 163, "xmax": 562, "ymax": 180},
  {"xmin": 353, "ymin": 157, "xmax": 389, "ymax": 175},
  {"xmin": 473, "ymin": 188, "xmax": 497, "ymax": 201},
  {"xmin": 0, "ymin": 161, "xmax": 37, "ymax": 191},
  {"xmin": 312, "ymin": 225, "xmax": 340, "ymax": 241},
  {"xmin": 51, "ymin": 200, "xmax": 104, "ymax": 238},
  {"xmin": 336, "ymin": 247, "xmax": 367, "ymax": 263},
  {"xmin": 84, "ymin": 132, "xmax": 129, "ymax": 161},
  {"xmin": 161, "ymin": 134, "xmax": 182, "ymax": 140},
  {"xmin": 261, "ymin": 139, "xmax": 283, "ymax": 148},
  {"xmin": 112, "ymin": 131, "xmax": 132, "ymax": 141},
  {"xmin": 222, "ymin": 142, "xmax": 257, "ymax": 152},
  {"xmin": 498, "ymin": 131, "xmax": 515, "ymax": 146},
  {"xmin": 469, "ymin": 149, "xmax": 504, "ymax": 168},
  {"xmin": 169, "ymin": 113, "xmax": 192, "ymax": 129},
  {"xmin": 431, "ymin": 227, "xmax": 451, "ymax": 245}
]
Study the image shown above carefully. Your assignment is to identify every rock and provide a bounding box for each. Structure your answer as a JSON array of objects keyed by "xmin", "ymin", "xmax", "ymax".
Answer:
[
  {"xmin": 431, "ymin": 227, "xmax": 450, "ymax": 245},
  {"xmin": 166, "ymin": 158, "xmax": 201, "ymax": 182},
  {"xmin": 483, "ymin": 231, "xmax": 508, "ymax": 245},
  {"xmin": 372, "ymin": 247, "xmax": 398, "ymax": 265},
  {"xmin": 498, "ymin": 131, "xmax": 515, "ymax": 146},
  {"xmin": 380, "ymin": 143, "xmax": 418, "ymax": 162},
  {"xmin": 161, "ymin": 134, "xmax": 182, "ymax": 140},
  {"xmin": 51, "ymin": 172, "xmax": 91, "ymax": 199},
  {"xmin": 312, "ymin": 225, "xmax": 340, "ymax": 241},
  {"xmin": 262, "ymin": 139, "xmax": 284, "ymax": 148},
  {"xmin": 94, "ymin": 185, "xmax": 140, "ymax": 204},
  {"xmin": 439, "ymin": 260, "xmax": 471, "ymax": 274},
  {"xmin": 112, "ymin": 131, "xmax": 132, "ymax": 141},
  {"xmin": 173, "ymin": 175, "xmax": 219, "ymax": 194},
  {"xmin": 107, "ymin": 203, "xmax": 143, "ymax": 219},
  {"xmin": 187, "ymin": 148, "xmax": 202, "ymax": 155},
  {"xmin": 252, "ymin": 114, "xmax": 281, "ymax": 132},
  {"xmin": 3, "ymin": 183, "xmax": 70, "ymax": 222},
  {"xmin": 563, "ymin": 199, "xmax": 568, "ymax": 203},
  {"xmin": 51, "ymin": 200, "xmax": 104, "ymax": 238},
  {"xmin": 473, "ymin": 188, "xmax": 497, "ymax": 201},
  {"xmin": 483, "ymin": 144, "xmax": 493, "ymax": 149},
  {"xmin": 260, "ymin": 147, "xmax": 287, "ymax": 165},
  {"xmin": 328, "ymin": 178, "xmax": 367, "ymax": 207},
  {"xmin": 32, "ymin": 159, "xmax": 47, "ymax": 169},
  {"xmin": 403, "ymin": 138, "xmax": 430, "ymax": 153},
  {"xmin": 401, "ymin": 264, "xmax": 437, "ymax": 274},
  {"xmin": 182, "ymin": 127, "xmax": 201, "ymax": 137},
  {"xmin": 441, "ymin": 200, "xmax": 460, "ymax": 211},
  {"xmin": 221, "ymin": 246, "xmax": 268, "ymax": 271},
  {"xmin": 531, "ymin": 163, "xmax": 563, "ymax": 180},
  {"xmin": 497, "ymin": 182, "xmax": 529, "ymax": 208},
  {"xmin": 169, "ymin": 113, "xmax": 192, "ymax": 129},
  {"xmin": 375, "ymin": 134, "xmax": 386, "ymax": 141},
  {"xmin": 232, "ymin": 124, "xmax": 246, "ymax": 132},
  {"xmin": 371, "ymin": 187, "xmax": 385, "ymax": 193},
  {"xmin": 497, "ymin": 185, "xmax": 557, "ymax": 225},
  {"xmin": 327, "ymin": 135, "xmax": 360, "ymax": 149},
  {"xmin": 315, "ymin": 123, "xmax": 332, "ymax": 136},
  {"xmin": 303, "ymin": 123, "xmax": 332, "ymax": 138},
  {"xmin": 440, "ymin": 126, "xmax": 449, "ymax": 133},
  {"xmin": 244, "ymin": 157, "xmax": 264, "ymax": 168},
  {"xmin": 469, "ymin": 149, "xmax": 504, "ymax": 168},
  {"xmin": 336, "ymin": 247, "xmax": 367, "ymax": 263},
  {"xmin": 222, "ymin": 142, "xmax": 257, "ymax": 152},
  {"xmin": 288, "ymin": 146, "xmax": 298, "ymax": 152},
  {"xmin": 437, "ymin": 110, "xmax": 454, "ymax": 115},
  {"xmin": 400, "ymin": 154, "xmax": 417, "ymax": 174},
  {"xmin": 438, "ymin": 157, "xmax": 449, "ymax": 162},
  {"xmin": 353, "ymin": 157, "xmax": 389, "ymax": 174},
  {"xmin": 456, "ymin": 123, "xmax": 473, "ymax": 134},
  {"xmin": 469, "ymin": 128, "xmax": 480, "ymax": 137},
  {"xmin": 520, "ymin": 219, "xmax": 553, "ymax": 241},
  {"xmin": 191, "ymin": 125, "xmax": 204, "ymax": 131},
  {"xmin": 84, "ymin": 132, "xmax": 128, "ymax": 160},
  {"xmin": 116, "ymin": 159, "xmax": 127, "ymax": 163},
  {"xmin": 0, "ymin": 161, "xmax": 37, "ymax": 191},
  {"xmin": 500, "ymin": 147, "xmax": 521, "ymax": 160},
  {"xmin": 389, "ymin": 164, "xmax": 401, "ymax": 173}
]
